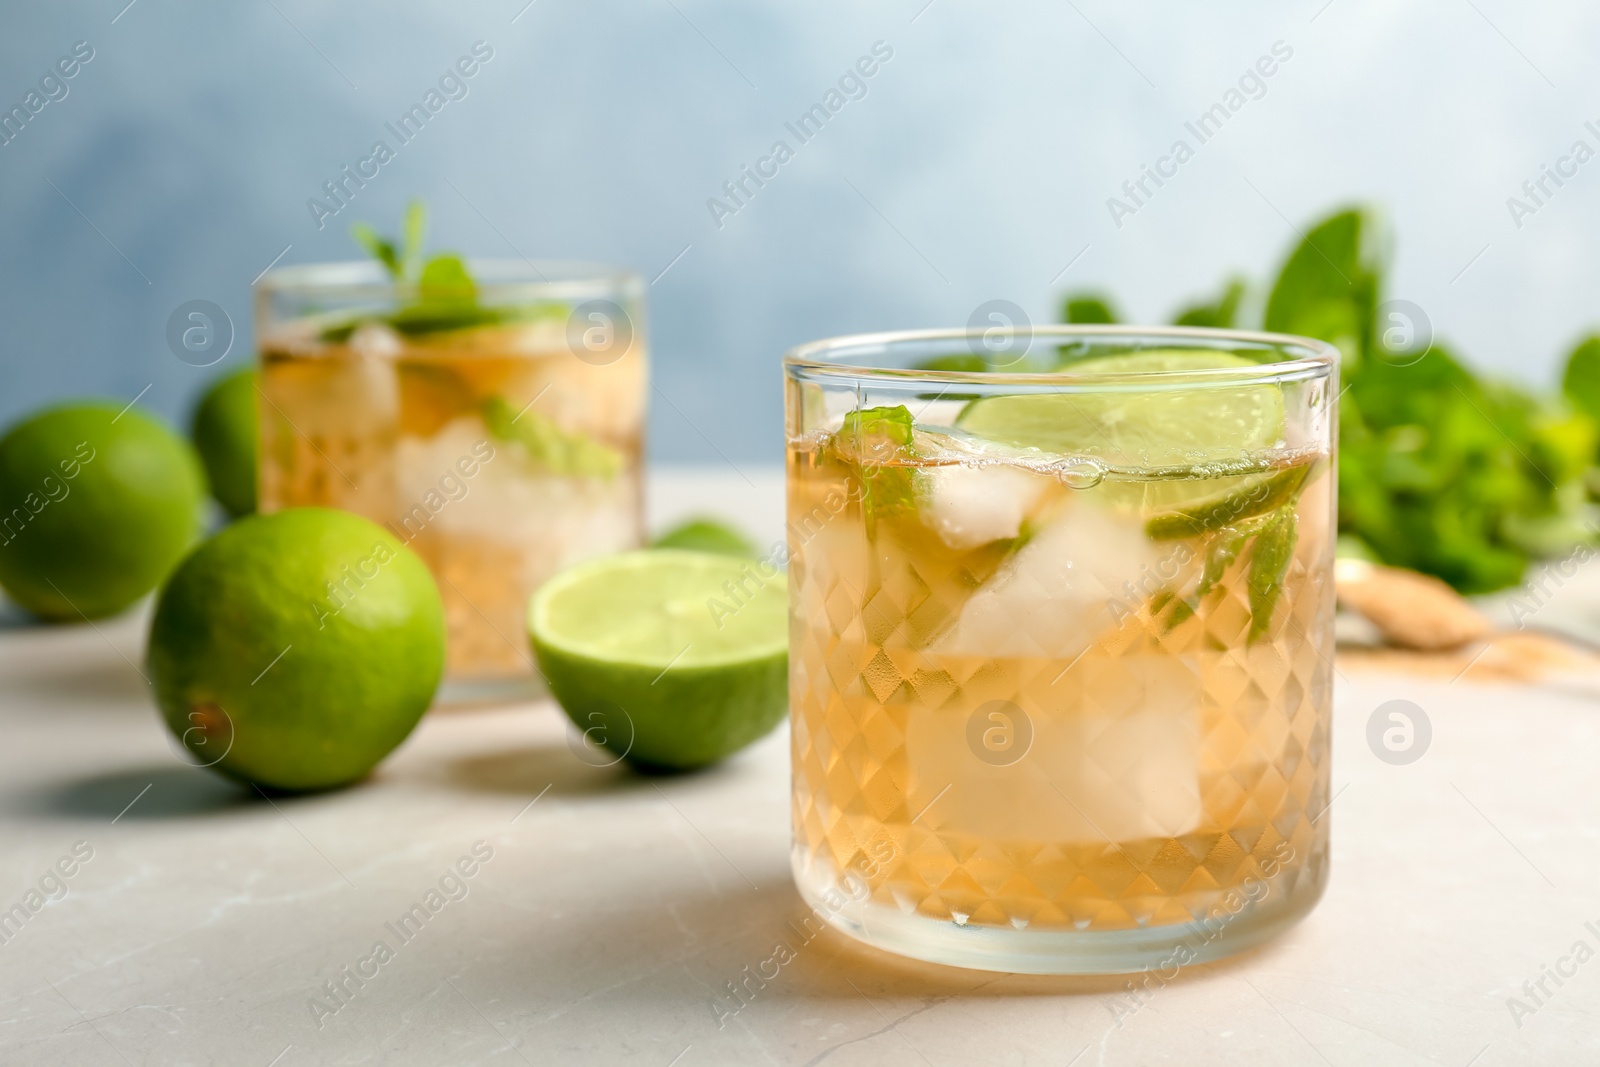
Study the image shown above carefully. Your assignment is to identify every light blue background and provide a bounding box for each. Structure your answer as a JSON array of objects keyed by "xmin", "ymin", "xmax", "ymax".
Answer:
[{"xmin": 2, "ymin": 0, "xmax": 1598, "ymax": 462}]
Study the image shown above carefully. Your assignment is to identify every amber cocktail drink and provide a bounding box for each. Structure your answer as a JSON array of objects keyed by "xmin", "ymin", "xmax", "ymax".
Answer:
[
  {"xmin": 256, "ymin": 261, "xmax": 645, "ymax": 690},
  {"xmin": 785, "ymin": 327, "xmax": 1336, "ymax": 973}
]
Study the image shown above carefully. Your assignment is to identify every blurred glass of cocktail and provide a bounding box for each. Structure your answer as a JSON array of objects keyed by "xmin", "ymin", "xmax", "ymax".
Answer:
[{"xmin": 255, "ymin": 257, "xmax": 646, "ymax": 696}]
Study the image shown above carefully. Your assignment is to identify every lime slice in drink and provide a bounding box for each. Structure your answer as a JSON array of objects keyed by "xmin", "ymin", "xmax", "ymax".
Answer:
[
  {"xmin": 954, "ymin": 350, "xmax": 1285, "ymax": 467},
  {"xmin": 528, "ymin": 550, "xmax": 788, "ymax": 771}
]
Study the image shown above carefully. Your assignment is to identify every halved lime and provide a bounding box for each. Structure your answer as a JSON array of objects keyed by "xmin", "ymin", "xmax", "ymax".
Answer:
[
  {"xmin": 528, "ymin": 550, "xmax": 788, "ymax": 770},
  {"xmin": 955, "ymin": 350, "xmax": 1285, "ymax": 467}
]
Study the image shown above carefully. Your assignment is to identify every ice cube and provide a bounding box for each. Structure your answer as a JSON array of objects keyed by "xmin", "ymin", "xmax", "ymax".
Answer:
[
  {"xmin": 349, "ymin": 321, "xmax": 403, "ymax": 360},
  {"xmin": 934, "ymin": 496, "xmax": 1159, "ymax": 660},
  {"xmin": 909, "ymin": 495, "xmax": 1205, "ymax": 845},
  {"xmin": 1045, "ymin": 653, "xmax": 1204, "ymax": 841},
  {"xmin": 393, "ymin": 416, "xmax": 637, "ymax": 554},
  {"xmin": 257, "ymin": 349, "xmax": 400, "ymax": 517},
  {"xmin": 904, "ymin": 653, "xmax": 1203, "ymax": 845},
  {"xmin": 917, "ymin": 462, "xmax": 1050, "ymax": 551}
]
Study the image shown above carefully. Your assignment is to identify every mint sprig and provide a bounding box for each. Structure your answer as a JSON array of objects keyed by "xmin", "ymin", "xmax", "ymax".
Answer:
[
  {"xmin": 351, "ymin": 200, "xmax": 427, "ymax": 284},
  {"xmin": 1155, "ymin": 512, "xmax": 1266, "ymax": 633},
  {"xmin": 1245, "ymin": 505, "xmax": 1298, "ymax": 642},
  {"xmin": 825, "ymin": 405, "xmax": 918, "ymax": 527},
  {"xmin": 326, "ymin": 200, "xmax": 561, "ymax": 340}
]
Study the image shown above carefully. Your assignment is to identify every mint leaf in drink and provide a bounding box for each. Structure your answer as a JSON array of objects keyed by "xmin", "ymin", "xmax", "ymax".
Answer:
[
  {"xmin": 1243, "ymin": 510, "xmax": 1295, "ymax": 641},
  {"xmin": 482, "ymin": 395, "xmax": 623, "ymax": 480},
  {"xmin": 381, "ymin": 254, "xmax": 490, "ymax": 334},
  {"xmin": 337, "ymin": 201, "xmax": 493, "ymax": 338},
  {"xmin": 838, "ymin": 404, "xmax": 914, "ymax": 449},
  {"xmin": 1246, "ymin": 505, "xmax": 1298, "ymax": 643},
  {"xmin": 383, "ymin": 302, "xmax": 502, "ymax": 336},
  {"xmin": 418, "ymin": 254, "xmax": 476, "ymax": 303},
  {"xmin": 826, "ymin": 405, "xmax": 917, "ymax": 525},
  {"xmin": 384, "ymin": 299, "xmax": 568, "ymax": 339},
  {"xmin": 318, "ymin": 299, "xmax": 505, "ymax": 341},
  {"xmin": 1145, "ymin": 464, "xmax": 1310, "ymax": 541},
  {"xmin": 1156, "ymin": 515, "xmax": 1262, "ymax": 632},
  {"xmin": 1200, "ymin": 524, "xmax": 1254, "ymax": 602}
]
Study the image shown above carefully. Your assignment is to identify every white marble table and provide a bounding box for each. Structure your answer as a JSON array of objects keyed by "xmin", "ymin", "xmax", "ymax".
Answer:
[{"xmin": 2, "ymin": 468, "xmax": 1598, "ymax": 1066}]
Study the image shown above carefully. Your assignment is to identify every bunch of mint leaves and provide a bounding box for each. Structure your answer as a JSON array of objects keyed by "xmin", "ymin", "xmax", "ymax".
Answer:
[{"xmin": 1064, "ymin": 207, "xmax": 1600, "ymax": 594}]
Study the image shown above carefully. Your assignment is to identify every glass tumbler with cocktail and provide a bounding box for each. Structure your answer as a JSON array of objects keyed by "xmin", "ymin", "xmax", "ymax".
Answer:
[
  {"xmin": 785, "ymin": 326, "xmax": 1337, "ymax": 974},
  {"xmin": 256, "ymin": 231, "xmax": 646, "ymax": 697}
]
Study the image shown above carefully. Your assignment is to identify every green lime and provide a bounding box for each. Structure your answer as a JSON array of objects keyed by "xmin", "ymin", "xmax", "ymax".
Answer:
[
  {"xmin": 650, "ymin": 517, "xmax": 757, "ymax": 557},
  {"xmin": 956, "ymin": 350, "xmax": 1285, "ymax": 467},
  {"xmin": 191, "ymin": 368, "xmax": 258, "ymax": 517},
  {"xmin": 0, "ymin": 402, "xmax": 205, "ymax": 620},
  {"xmin": 528, "ymin": 550, "xmax": 787, "ymax": 771},
  {"xmin": 147, "ymin": 508, "xmax": 446, "ymax": 792}
]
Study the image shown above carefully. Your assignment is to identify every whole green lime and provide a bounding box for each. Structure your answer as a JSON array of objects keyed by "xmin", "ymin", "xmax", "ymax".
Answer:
[
  {"xmin": 191, "ymin": 368, "xmax": 258, "ymax": 517},
  {"xmin": 0, "ymin": 402, "xmax": 205, "ymax": 620},
  {"xmin": 147, "ymin": 508, "xmax": 446, "ymax": 792},
  {"xmin": 529, "ymin": 550, "xmax": 788, "ymax": 771}
]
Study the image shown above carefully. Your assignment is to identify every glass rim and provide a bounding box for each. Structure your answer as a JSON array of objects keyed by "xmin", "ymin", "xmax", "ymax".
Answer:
[
  {"xmin": 255, "ymin": 257, "xmax": 643, "ymax": 303},
  {"xmin": 783, "ymin": 324, "xmax": 1340, "ymax": 389}
]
